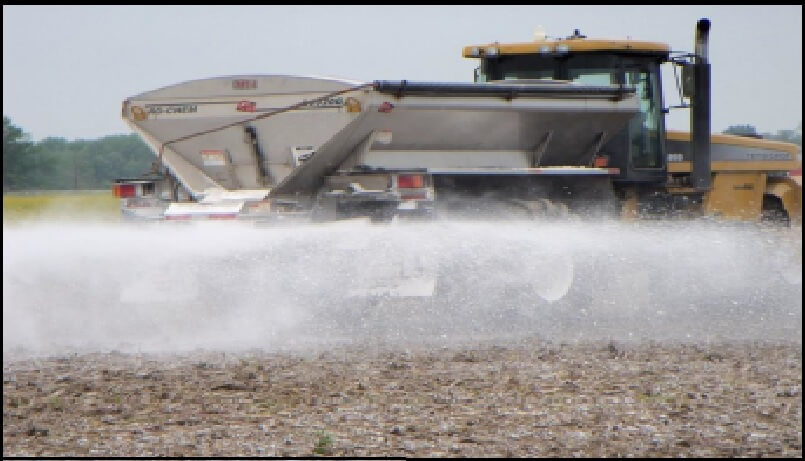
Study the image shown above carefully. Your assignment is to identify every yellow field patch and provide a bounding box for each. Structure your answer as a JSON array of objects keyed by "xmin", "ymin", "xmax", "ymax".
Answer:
[{"xmin": 3, "ymin": 191, "xmax": 120, "ymax": 223}]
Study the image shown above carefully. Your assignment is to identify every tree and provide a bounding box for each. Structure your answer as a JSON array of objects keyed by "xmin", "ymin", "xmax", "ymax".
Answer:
[
  {"xmin": 764, "ymin": 121, "xmax": 802, "ymax": 146},
  {"xmin": 723, "ymin": 124, "xmax": 760, "ymax": 137},
  {"xmin": 723, "ymin": 122, "xmax": 802, "ymax": 146},
  {"xmin": 3, "ymin": 116, "xmax": 37, "ymax": 191},
  {"xmin": 3, "ymin": 117, "xmax": 156, "ymax": 191}
]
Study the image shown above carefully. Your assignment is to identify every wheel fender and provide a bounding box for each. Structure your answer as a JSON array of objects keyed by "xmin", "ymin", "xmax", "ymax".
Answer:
[{"xmin": 766, "ymin": 178, "xmax": 802, "ymax": 224}]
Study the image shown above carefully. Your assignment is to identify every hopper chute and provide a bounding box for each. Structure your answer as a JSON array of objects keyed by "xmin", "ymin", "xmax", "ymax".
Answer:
[{"xmin": 270, "ymin": 80, "xmax": 639, "ymax": 197}]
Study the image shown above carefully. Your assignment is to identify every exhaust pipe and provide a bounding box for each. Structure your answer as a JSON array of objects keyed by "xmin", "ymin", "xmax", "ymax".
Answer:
[{"xmin": 691, "ymin": 18, "xmax": 711, "ymax": 191}]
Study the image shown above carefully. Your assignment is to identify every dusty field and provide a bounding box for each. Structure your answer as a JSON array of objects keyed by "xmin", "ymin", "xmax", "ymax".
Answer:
[
  {"xmin": 3, "ymin": 339, "xmax": 801, "ymax": 457},
  {"xmin": 4, "ymin": 219, "xmax": 801, "ymax": 456}
]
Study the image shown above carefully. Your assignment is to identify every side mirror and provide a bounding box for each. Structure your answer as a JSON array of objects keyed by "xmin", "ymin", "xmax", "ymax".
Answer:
[{"xmin": 681, "ymin": 63, "xmax": 695, "ymax": 98}]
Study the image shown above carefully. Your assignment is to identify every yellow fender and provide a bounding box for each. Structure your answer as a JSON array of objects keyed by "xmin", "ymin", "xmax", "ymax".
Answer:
[{"xmin": 766, "ymin": 177, "xmax": 802, "ymax": 225}]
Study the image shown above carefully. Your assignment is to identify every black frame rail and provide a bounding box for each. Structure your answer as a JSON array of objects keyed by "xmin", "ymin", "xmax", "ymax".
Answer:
[{"xmin": 373, "ymin": 80, "xmax": 635, "ymax": 100}]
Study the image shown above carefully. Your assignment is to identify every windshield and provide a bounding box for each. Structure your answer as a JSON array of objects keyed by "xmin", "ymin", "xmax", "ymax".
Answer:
[{"xmin": 479, "ymin": 54, "xmax": 665, "ymax": 169}]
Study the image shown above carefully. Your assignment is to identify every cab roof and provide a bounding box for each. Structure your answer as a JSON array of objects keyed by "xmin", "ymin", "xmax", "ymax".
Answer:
[{"xmin": 462, "ymin": 34, "xmax": 671, "ymax": 58}]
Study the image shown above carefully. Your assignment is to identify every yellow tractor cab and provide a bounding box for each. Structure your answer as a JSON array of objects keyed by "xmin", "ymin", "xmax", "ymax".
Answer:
[{"xmin": 463, "ymin": 26, "xmax": 801, "ymax": 225}]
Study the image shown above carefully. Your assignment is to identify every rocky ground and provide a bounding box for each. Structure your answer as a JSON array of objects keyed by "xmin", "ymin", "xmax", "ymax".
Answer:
[{"xmin": 3, "ymin": 338, "xmax": 802, "ymax": 457}]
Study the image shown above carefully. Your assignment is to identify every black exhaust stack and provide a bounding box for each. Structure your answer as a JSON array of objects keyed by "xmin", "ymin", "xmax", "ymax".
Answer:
[{"xmin": 691, "ymin": 18, "xmax": 711, "ymax": 191}]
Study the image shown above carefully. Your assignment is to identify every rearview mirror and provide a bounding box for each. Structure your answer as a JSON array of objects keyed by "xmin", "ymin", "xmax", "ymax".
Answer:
[{"xmin": 681, "ymin": 63, "xmax": 695, "ymax": 98}]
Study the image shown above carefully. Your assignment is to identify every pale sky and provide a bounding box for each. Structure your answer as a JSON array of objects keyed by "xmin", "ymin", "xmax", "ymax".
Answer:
[{"xmin": 3, "ymin": 5, "xmax": 802, "ymax": 141}]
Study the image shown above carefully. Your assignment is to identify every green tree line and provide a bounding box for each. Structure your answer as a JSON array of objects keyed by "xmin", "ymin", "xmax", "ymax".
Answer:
[
  {"xmin": 3, "ymin": 116, "xmax": 155, "ymax": 192},
  {"xmin": 723, "ymin": 122, "xmax": 802, "ymax": 146}
]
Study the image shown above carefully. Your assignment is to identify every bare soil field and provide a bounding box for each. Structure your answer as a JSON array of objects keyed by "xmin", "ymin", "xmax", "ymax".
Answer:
[{"xmin": 3, "ymin": 339, "xmax": 801, "ymax": 457}]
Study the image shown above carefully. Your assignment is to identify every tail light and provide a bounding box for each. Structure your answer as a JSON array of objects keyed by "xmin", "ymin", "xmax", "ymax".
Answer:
[
  {"xmin": 397, "ymin": 174, "xmax": 424, "ymax": 189},
  {"xmin": 113, "ymin": 184, "xmax": 137, "ymax": 198}
]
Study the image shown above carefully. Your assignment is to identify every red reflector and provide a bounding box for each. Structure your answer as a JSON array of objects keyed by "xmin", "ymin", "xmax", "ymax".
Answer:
[
  {"xmin": 113, "ymin": 184, "xmax": 137, "ymax": 198},
  {"xmin": 398, "ymin": 174, "xmax": 424, "ymax": 189},
  {"xmin": 236, "ymin": 100, "xmax": 256, "ymax": 112},
  {"xmin": 593, "ymin": 156, "xmax": 609, "ymax": 168},
  {"xmin": 378, "ymin": 101, "xmax": 395, "ymax": 113},
  {"xmin": 232, "ymin": 79, "xmax": 257, "ymax": 90},
  {"xmin": 790, "ymin": 168, "xmax": 802, "ymax": 176}
]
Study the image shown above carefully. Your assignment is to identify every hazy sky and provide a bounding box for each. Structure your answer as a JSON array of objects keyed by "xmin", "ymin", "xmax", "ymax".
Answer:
[{"xmin": 3, "ymin": 5, "xmax": 802, "ymax": 141}]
